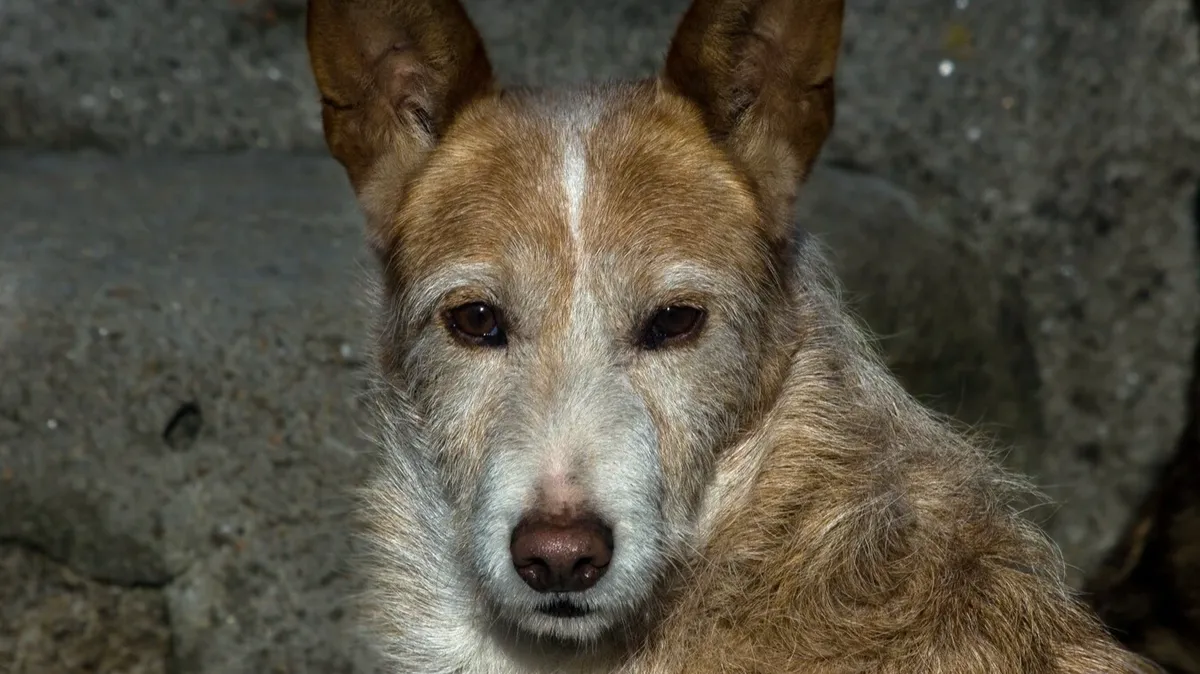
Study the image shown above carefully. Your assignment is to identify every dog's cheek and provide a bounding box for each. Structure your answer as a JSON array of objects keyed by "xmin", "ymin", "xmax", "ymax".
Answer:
[
  {"xmin": 413, "ymin": 341, "xmax": 512, "ymax": 509},
  {"xmin": 650, "ymin": 402, "xmax": 712, "ymax": 536},
  {"xmin": 633, "ymin": 342, "xmax": 751, "ymax": 527}
]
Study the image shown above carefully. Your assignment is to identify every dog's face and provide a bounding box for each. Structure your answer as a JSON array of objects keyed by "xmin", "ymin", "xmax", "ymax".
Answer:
[
  {"xmin": 308, "ymin": 0, "xmax": 843, "ymax": 646},
  {"xmin": 384, "ymin": 87, "xmax": 788, "ymax": 639}
]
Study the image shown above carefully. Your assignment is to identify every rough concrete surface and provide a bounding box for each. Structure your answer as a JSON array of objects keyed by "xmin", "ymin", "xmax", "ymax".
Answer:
[
  {"xmin": 1089, "ymin": 346, "xmax": 1200, "ymax": 672},
  {"xmin": 823, "ymin": 0, "xmax": 1200, "ymax": 585},
  {"xmin": 1, "ymin": 545, "xmax": 169, "ymax": 674},
  {"xmin": 0, "ymin": 153, "xmax": 384, "ymax": 674},
  {"xmin": 1, "ymin": 0, "xmax": 1199, "ymax": 671},
  {"xmin": 0, "ymin": 0, "xmax": 679, "ymax": 152}
]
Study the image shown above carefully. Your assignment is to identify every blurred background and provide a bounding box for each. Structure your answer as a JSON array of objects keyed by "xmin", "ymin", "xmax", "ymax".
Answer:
[{"xmin": 0, "ymin": 0, "xmax": 1198, "ymax": 672}]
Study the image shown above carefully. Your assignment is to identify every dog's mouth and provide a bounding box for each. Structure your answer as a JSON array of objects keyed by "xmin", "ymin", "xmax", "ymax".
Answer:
[{"xmin": 537, "ymin": 598, "xmax": 590, "ymax": 619}]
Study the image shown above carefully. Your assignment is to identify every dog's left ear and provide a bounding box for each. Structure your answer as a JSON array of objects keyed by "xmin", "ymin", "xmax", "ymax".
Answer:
[{"xmin": 663, "ymin": 0, "xmax": 844, "ymax": 224}]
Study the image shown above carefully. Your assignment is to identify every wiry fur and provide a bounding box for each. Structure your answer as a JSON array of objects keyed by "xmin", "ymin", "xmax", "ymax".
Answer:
[
  {"xmin": 306, "ymin": 0, "xmax": 1162, "ymax": 672},
  {"xmin": 624, "ymin": 239, "xmax": 1158, "ymax": 673}
]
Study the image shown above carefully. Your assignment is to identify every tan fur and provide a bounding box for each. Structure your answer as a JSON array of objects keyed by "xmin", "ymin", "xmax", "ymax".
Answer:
[
  {"xmin": 627, "ymin": 242, "xmax": 1153, "ymax": 674},
  {"xmin": 306, "ymin": 0, "xmax": 1162, "ymax": 672}
]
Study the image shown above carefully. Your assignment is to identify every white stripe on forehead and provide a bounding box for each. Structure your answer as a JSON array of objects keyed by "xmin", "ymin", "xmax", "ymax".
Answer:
[
  {"xmin": 555, "ymin": 92, "xmax": 604, "ymax": 250},
  {"xmin": 563, "ymin": 132, "xmax": 588, "ymax": 244},
  {"xmin": 403, "ymin": 96, "xmax": 603, "ymax": 327}
]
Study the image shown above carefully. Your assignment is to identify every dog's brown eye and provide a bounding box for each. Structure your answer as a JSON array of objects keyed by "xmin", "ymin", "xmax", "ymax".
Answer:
[
  {"xmin": 640, "ymin": 306, "xmax": 706, "ymax": 350},
  {"xmin": 446, "ymin": 302, "xmax": 507, "ymax": 347}
]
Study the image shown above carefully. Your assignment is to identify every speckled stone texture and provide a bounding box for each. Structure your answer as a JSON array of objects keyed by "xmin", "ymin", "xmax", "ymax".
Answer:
[
  {"xmin": 1, "ymin": 545, "xmax": 170, "ymax": 674},
  {"xmin": 0, "ymin": 154, "xmax": 385, "ymax": 673},
  {"xmin": 0, "ymin": 0, "xmax": 678, "ymax": 150},
  {"xmin": 1, "ymin": 0, "xmax": 1198, "ymax": 671},
  {"xmin": 822, "ymin": 0, "xmax": 1200, "ymax": 585}
]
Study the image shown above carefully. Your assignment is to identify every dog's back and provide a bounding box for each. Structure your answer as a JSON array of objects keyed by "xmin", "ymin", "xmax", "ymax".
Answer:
[{"xmin": 305, "ymin": 0, "xmax": 1160, "ymax": 671}]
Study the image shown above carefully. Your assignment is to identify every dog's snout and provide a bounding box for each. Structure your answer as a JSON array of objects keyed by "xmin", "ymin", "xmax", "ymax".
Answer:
[{"xmin": 510, "ymin": 515, "xmax": 613, "ymax": 593}]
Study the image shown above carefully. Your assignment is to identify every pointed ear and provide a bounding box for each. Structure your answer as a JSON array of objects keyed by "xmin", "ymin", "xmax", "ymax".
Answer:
[
  {"xmin": 663, "ymin": 0, "xmax": 844, "ymax": 224},
  {"xmin": 306, "ymin": 0, "xmax": 494, "ymax": 197}
]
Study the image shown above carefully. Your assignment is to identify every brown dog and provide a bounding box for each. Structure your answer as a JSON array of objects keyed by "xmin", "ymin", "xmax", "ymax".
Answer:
[{"xmin": 306, "ymin": 0, "xmax": 1161, "ymax": 671}]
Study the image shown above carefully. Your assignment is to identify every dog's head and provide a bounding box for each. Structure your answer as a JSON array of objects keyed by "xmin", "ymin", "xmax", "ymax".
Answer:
[{"xmin": 308, "ymin": 0, "xmax": 843, "ymax": 645}]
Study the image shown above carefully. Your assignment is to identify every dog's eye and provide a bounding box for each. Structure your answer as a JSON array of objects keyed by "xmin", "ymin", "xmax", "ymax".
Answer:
[
  {"xmin": 445, "ymin": 302, "xmax": 507, "ymax": 348},
  {"xmin": 640, "ymin": 306, "xmax": 706, "ymax": 350}
]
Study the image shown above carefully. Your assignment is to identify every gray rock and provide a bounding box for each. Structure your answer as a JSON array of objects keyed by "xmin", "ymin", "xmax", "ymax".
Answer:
[
  {"xmin": 0, "ymin": 0, "xmax": 685, "ymax": 151},
  {"xmin": 0, "ymin": 153, "xmax": 382, "ymax": 673},
  {"xmin": 0, "ymin": 0, "xmax": 320, "ymax": 151},
  {"xmin": 797, "ymin": 168, "xmax": 1045, "ymax": 466},
  {"xmin": 0, "ymin": 543, "xmax": 170, "ymax": 674},
  {"xmin": 823, "ymin": 0, "xmax": 1200, "ymax": 584}
]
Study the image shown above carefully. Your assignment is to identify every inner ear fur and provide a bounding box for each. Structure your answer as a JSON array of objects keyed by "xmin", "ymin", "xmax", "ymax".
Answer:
[
  {"xmin": 306, "ymin": 0, "xmax": 494, "ymax": 198},
  {"xmin": 664, "ymin": 0, "xmax": 844, "ymax": 224}
]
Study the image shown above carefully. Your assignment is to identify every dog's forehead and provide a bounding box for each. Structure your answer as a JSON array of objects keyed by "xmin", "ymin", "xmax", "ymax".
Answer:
[{"xmin": 385, "ymin": 84, "xmax": 768, "ymax": 289}]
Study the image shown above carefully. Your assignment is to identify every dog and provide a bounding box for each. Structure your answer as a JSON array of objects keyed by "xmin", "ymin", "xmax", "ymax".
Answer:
[{"xmin": 305, "ymin": 0, "xmax": 1162, "ymax": 671}]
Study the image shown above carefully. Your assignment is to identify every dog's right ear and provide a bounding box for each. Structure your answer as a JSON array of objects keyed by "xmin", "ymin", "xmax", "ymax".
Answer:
[{"xmin": 306, "ymin": 0, "xmax": 494, "ymax": 208}]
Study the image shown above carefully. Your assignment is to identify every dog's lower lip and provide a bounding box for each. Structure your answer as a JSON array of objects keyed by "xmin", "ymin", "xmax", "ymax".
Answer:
[{"xmin": 538, "ymin": 600, "xmax": 589, "ymax": 618}]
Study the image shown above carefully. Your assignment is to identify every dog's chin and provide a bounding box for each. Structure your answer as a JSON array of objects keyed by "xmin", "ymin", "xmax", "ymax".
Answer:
[{"xmin": 509, "ymin": 599, "xmax": 620, "ymax": 643}]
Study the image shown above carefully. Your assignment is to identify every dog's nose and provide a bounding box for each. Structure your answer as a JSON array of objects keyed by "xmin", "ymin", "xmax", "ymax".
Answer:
[{"xmin": 510, "ymin": 515, "xmax": 613, "ymax": 593}]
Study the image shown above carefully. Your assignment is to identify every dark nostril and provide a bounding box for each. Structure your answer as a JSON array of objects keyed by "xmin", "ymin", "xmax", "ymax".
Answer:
[{"xmin": 510, "ymin": 515, "xmax": 614, "ymax": 594}]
